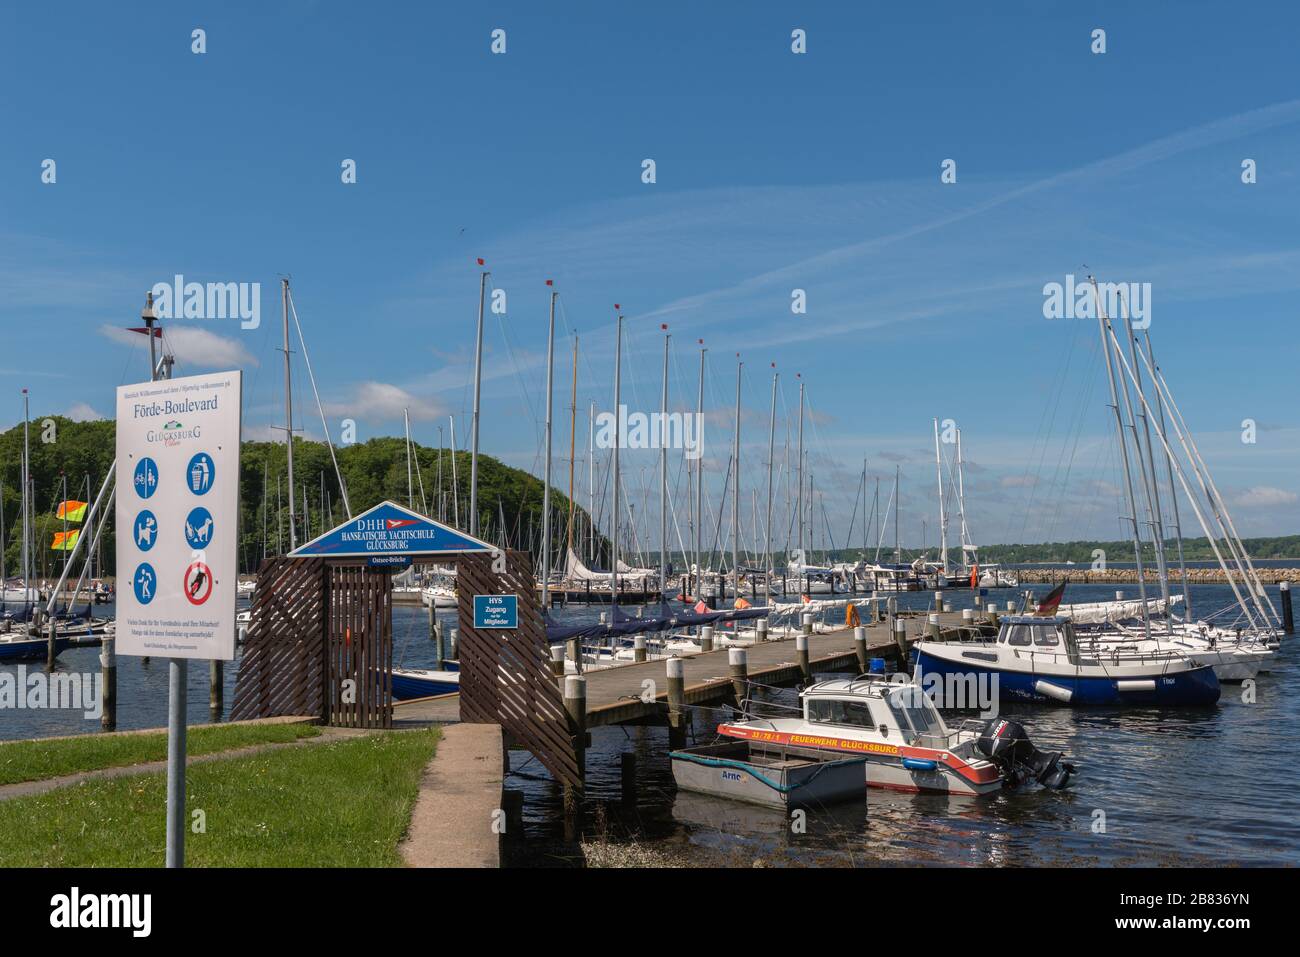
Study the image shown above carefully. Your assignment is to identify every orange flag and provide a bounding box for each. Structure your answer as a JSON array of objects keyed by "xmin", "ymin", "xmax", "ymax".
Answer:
[{"xmin": 846, "ymin": 603, "xmax": 861, "ymax": 628}]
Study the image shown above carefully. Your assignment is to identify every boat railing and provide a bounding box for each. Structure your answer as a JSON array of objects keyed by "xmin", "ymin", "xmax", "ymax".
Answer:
[{"xmin": 736, "ymin": 695, "xmax": 802, "ymax": 726}]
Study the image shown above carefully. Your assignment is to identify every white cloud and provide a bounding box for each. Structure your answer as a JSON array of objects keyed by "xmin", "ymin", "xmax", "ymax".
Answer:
[
  {"xmin": 1001, "ymin": 474, "xmax": 1038, "ymax": 488},
  {"xmin": 98, "ymin": 324, "xmax": 257, "ymax": 370},
  {"xmin": 65, "ymin": 402, "xmax": 103, "ymax": 421},
  {"xmin": 323, "ymin": 381, "xmax": 445, "ymax": 424},
  {"xmin": 1231, "ymin": 486, "xmax": 1298, "ymax": 508}
]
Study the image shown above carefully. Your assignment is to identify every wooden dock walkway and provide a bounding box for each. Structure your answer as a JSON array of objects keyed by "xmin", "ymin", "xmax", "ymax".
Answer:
[{"xmin": 580, "ymin": 610, "xmax": 983, "ymax": 727}]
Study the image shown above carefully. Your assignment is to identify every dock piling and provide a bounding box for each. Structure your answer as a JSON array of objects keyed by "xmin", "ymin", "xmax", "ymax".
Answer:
[
  {"xmin": 100, "ymin": 636, "xmax": 116, "ymax": 732},
  {"xmin": 566, "ymin": 637, "xmax": 582, "ymax": 674},
  {"xmin": 1281, "ymin": 581, "xmax": 1294, "ymax": 634},
  {"xmin": 926, "ymin": 613, "xmax": 942, "ymax": 639},
  {"xmin": 756, "ymin": 618, "xmax": 768, "ymax": 641},
  {"xmin": 935, "ymin": 591, "xmax": 945, "ymax": 613},
  {"xmin": 667, "ymin": 657, "xmax": 687, "ymax": 748},
  {"xmin": 563, "ymin": 674, "xmax": 587, "ymax": 782},
  {"xmin": 699, "ymin": 625, "xmax": 714, "ymax": 653},
  {"xmin": 893, "ymin": 618, "xmax": 908, "ymax": 658},
  {"xmin": 796, "ymin": 634, "xmax": 810, "ymax": 681},
  {"xmin": 209, "ymin": 659, "xmax": 223, "ymax": 722},
  {"xmin": 633, "ymin": 635, "xmax": 647, "ymax": 662},
  {"xmin": 801, "ymin": 612, "xmax": 813, "ymax": 637},
  {"xmin": 45, "ymin": 619, "xmax": 56, "ymax": 672},
  {"xmin": 728, "ymin": 646, "xmax": 748, "ymax": 705},
  {"xmin": 853, "ymin": 625, "xmax": 868, "ymax": 674},
  {"xmin": 550, "ymin": 644, "xmax": 565, "ymax": 681}
]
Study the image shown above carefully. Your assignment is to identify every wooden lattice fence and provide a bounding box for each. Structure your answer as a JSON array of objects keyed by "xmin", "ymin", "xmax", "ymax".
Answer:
[{"xmin": 457, "ymin": 550, "xmax": 581, "ymax": 789}]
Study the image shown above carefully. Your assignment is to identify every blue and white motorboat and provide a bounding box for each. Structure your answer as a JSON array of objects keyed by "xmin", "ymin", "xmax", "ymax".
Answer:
[
  {"xmin": 914, "ymin": 615, "xmax": 1221, "ymax": 706},
  {"xmin": 389, "ymin": 663, "xmax": 460, "ymax": 700}
]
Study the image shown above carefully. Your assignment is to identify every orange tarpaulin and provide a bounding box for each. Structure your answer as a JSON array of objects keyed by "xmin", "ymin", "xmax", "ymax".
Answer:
[{"xmin": 845, "ymin": 603, "xmax": 861, "ymax": 628}]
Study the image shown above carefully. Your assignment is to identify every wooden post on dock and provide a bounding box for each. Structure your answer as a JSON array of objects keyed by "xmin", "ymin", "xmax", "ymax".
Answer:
[
  {"xmin": 1281, "ymin": 581, "xmax": 1294, "ymax": 634},
  {"xmin": 801, "ymin": 612, "xmax": 813, "ymax": 637},
  {"xmin": 729, "ymin": 647, "xmax": 748, "ymax": 706},
  {"xmin": 209, "ymin": 659, "xmax": 223, "ymax": 722},
  {"xmin": 633, "ymin": 635, "xmax": 647, "ymax": 662},
  {"xmin": 934, "ymin": 591, "xmax": 944, "ymax": 613},
  {"xmin": 550, "ymin": 644, "xmax": 565, "ymax": 681},
  {"xmin": 756, "ymin": 618, "xmax": 768, "ymax": 641},
  {"xmin": 563, "ymin": 674, "xmax": 587, "ymax": 783},
  {"xmin": 429, "ymin": 606, "xmax": 445, "ymax": 668},
  {"xmin": 796, "ymin": 634, "xmax": 810, "ymax": 681},
  {"xmin": 45, "ymin": 618, "xmax": 56, "ymax": 672},
  {"xmin": 100, "ymin": 635, "xmax": 116, "ymax": 732},
  {"xmin": 893, "ymin": 618, "xmax": 908, "ymax": 658},
  {"xmin": 667, "ymin": 657, "xmax": 687, "ymax": 748},
  {"xmin": 699, "ymin": 625, "xmax": 714, "ymax": 653},
  {"xmin": 926, "ymin": 613, "xmax": 941, "ymax": 639},
  {"xmin": 987, "ymin": 607, "xmax": 999, "ymax": 628},
  {"xmin": 448, "ymin": 627, "xmax": 459, "ymax": 661},
  {"xmin": 853, "ymin": 625, "xmax": 868, "ymax": 674},
  {"xmin": 566, "ymin": 637, "xmax": 581, "ymax": 674}
]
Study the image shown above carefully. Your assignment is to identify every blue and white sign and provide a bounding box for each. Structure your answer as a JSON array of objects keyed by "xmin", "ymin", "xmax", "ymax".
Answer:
[
  {"xmin": 290, "ymin": 500, "xmax": 496, "ymax": 559},
  {"xmin": 186, "ymin": 452, "xmax": 215, "ymax": 495},
  {"xmin": 184, "ymin": 506, "xmax": 215, "ymax": 548},
  {"xmin": 116, "ymin": 370, "xmax": 241, "ymax": 661},
  {"xmin": 133, "ymin": 457, "xmax": 159, "ymax": 499},
  {"xmin": 474, "ymin": 594, "xmax": 518, "ymax": 629},
  {"xmin": 133, "ymin": 509, "xmax": 158, "ymax": 551},
  {"xmin": 133, "ymin": 562, "xmax": 157, "ymax": 605},
  {"xmin": 368, "ymin": 555, "xmax": 413, "ymax": 570}
]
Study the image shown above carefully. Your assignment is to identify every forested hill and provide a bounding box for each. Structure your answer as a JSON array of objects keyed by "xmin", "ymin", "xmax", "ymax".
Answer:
[{"xmin": 0, "ymin": 416, "xmax": 599, "ymax": 576}]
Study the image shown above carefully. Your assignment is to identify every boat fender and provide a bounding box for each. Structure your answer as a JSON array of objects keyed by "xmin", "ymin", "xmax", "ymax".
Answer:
[
  {"xmin": 901, "ymin": 757, "xmax": 938, "ymax": 772},
  {"xmin": 1033, "ymin": 679, "xmax": 1074, "ymax": 703}
]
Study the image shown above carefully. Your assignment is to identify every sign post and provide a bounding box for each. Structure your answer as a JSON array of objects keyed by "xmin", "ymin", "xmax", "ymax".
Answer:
[{"xmin": 115, "ymin": 370, "xmax": 241, "ymax": 867}]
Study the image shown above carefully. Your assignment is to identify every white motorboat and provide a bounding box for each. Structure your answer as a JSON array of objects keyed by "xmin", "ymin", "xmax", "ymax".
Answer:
[{"xmin": 717, "ymin": 674, "xmax": 1075, "ymax": 796}]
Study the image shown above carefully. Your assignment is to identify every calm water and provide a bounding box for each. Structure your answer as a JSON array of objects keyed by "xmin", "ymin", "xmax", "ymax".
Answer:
[{"xmin": 4, "ymin": 583, "xmax": 1295, "ymax": 867}]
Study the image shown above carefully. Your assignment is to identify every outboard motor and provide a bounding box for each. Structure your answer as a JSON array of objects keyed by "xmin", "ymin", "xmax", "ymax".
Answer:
[{"xmin": 976, "ymin": 718, "xmax": 1075, "ymax": 790}]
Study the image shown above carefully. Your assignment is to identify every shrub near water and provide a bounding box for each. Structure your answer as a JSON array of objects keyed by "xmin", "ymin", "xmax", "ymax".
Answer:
[{"xmin": 0, "ymin": 729, "xmax": 439, "ymax": 867}]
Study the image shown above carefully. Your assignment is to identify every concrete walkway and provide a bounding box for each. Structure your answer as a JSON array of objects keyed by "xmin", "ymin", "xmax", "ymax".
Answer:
[{"xmin": 400, "ymin": 722, "xmax": 503, "ymax": 868}]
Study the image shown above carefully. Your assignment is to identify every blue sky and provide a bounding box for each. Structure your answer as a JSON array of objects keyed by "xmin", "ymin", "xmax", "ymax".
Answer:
[{"xmin": 1, "ymin": 1, "xmax": 1297, "ymax": 550}]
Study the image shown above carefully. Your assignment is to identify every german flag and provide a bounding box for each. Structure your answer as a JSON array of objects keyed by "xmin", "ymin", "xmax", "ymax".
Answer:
[
  {"xmin": 52, "ymin": 529, "xmax": 81, "ymax": 551},
  {"xmin": 1034, "ymin": 580, "xmax": 1068, "ymax": 616},
  {"xmin": 56, "ymin": 500, "xmax": 88, "ymax": 522}
]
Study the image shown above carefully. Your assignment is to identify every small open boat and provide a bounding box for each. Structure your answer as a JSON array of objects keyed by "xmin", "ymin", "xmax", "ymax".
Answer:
[
  {"xmin": 670, "ymin": 740, "xmax": 867, "ymax": 809},
  {"xmin": 718, "ymin": 674, "xmax": 1074, "ymax": 796}
]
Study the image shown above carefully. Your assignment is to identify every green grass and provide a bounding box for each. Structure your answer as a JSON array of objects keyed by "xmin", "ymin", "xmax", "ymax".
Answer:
[
  {"xmin": 0, "ymin": 721, "xmax": 321, "ymax": 786},
  {"xmin": 0, "ymin": 728, "xmax": 439, "ymax": 867}
]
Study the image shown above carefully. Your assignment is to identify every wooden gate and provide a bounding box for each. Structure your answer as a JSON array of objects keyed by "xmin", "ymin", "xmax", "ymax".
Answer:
[
  {"xmin": 231, "ymin": 557, "xmax": 393, "ymax": 728},
  {"xmin": 324, "ymin": 564, "xmax": 393, "ymax": 728},
  {"xmin": 457, "ymin": 550, "xmax": 581, "ymax": 789}
]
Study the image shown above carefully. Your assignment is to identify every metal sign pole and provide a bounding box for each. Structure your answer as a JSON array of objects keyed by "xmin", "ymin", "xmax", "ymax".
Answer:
[{"xmin": 166, "ymin": 657, "xmax": 186, "ymax": 867}]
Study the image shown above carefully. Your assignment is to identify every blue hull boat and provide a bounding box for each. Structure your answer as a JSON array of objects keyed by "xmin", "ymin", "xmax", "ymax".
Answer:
[
  {"xmin": 914, "ymin": 648, "xmax": 1221, "ymax": 706},
  {"xmin": 914, "ymin": 615, "xmax": 1221, "ymax": 707},
  {"xmin": 0, "ymin": 634, "xmax": 73, "ymax": 662},
  {"xmin": 389, "ymin": 664, "xmax": 460, "ymax": 700}
]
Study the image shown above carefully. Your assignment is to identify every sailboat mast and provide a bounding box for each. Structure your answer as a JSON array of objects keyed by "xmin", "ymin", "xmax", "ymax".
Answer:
[
  {"xmin": 588, "ymin": 401, "xmax": 595, "ymax": 563},
  {"xmin": 282, "ymin": 278, "xmax": 297, "ymax": 550},
  {"xmin": 658, "ymin": 326, "xmax": 670, "ymax": 597},
  {"xmin": 611, "ymin": 309, "xmax": 623, "ymax": 606},
  {"xmin": 20, "ymin": 389, "xmax": 29, "ymax": 596},
  {"xmin": 1089, "ymin": 276, "xmax": 1151, "ymax": 638},
  {"xmin": 1144, "ymin": 330, "xmax": 1192, "ymax": 619},
  {"xmin": 541, "ymin": 283, "xmax": 557, "ymax": 608},
  {"xmin": 694, "ymin": 341, "xmax": 706, "ymax": 595},
  {"xmin": 765, "ymin": 367, "xmax": 778, "ymax": 604},
  {"xmin": 405, "ymin": 408, "xmax": 413, "ymax": 509},
  {"xmin": 469, "ymin": 263, "xmax": 489, "ymax": 537},
  {"xmin": 956, "ymin": 428, "xmax": 971, "ymax": 565},
  {"xmin": 449, "ymin": 416, "xmax": 460, "ymax": 528},
  {"xmin": 567, "ymin": 335, "xmax": 578, "ymax": 559},
  {"xmin": 795, "ymin": 376, "xmax": 805, "ymax": 563},
  {"xmin": 1119, "ymin": 299, "xmax": 1172, "ymax": 622},
  {"xmin": 732, "ymin": 355, "xmax": 742, "ymax": 599},
  {"xmin": 894, "ymin": 465, "xmax": 900, "ymax": 564},
  {"xmin": 933, "ymin": 418, "xmax": 949, "ymax": 576}
]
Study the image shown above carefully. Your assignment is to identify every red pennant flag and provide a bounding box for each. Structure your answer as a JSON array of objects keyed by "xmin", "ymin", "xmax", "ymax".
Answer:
[{"xmin": 694, "ymin": 600, "xmax": 708, "ymax": 615}]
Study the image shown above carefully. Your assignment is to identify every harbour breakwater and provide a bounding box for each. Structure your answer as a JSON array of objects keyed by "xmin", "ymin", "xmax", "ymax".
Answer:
[{"xmin": 1017, "ymin": 567, "xmax": 1298, "ymax": 585}]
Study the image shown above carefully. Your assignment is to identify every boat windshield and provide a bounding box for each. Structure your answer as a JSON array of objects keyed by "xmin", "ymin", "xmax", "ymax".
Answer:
[
  {"xmin": 806, "ymin": 698, "xmax": 876, "ymax": 729},
  {"xmin": 889, "ymin": 687, "xmax": 946, "ymax": 741}
]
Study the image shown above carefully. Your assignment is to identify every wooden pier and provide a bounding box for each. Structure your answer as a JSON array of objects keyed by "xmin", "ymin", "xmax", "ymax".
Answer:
[{"xmin": 575, "ymin": 610, "xmax": 986, "ymax": 728}]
